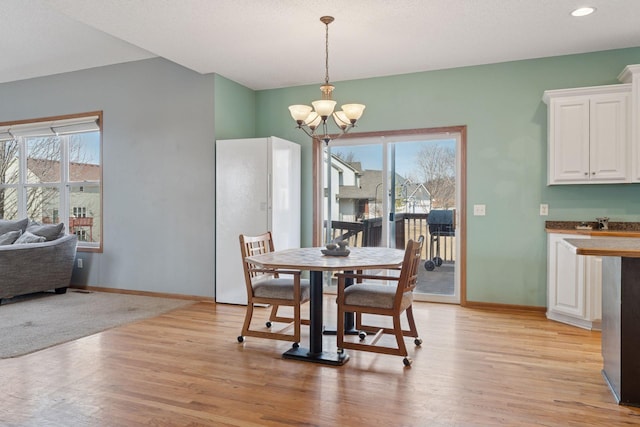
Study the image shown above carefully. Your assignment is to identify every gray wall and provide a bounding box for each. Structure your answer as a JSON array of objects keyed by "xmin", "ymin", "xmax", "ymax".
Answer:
[{"xmin": 0, "ymin": 58, "xmax": 216, "ymax": 297}]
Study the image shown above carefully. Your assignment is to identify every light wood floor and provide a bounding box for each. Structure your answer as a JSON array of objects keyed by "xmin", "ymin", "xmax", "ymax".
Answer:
[{"xmin": 2, "ymin": 297, "xmax": 639, "ymax": 426}]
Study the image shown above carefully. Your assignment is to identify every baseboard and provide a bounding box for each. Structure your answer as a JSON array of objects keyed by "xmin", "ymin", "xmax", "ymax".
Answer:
[
  {"xmin": 69, "ymin": 285, "xmax": 213, "ymax": 302},
  {"xmin": 546, "ymin": 310, "xmax": 602, "ymax": 331},
  {"xmin": 66, "ymin": 285, "xmax": 544, "ymax": 312},
  {"xmin": 463, "ymin": 300, "xmax": 546, "ymax": 313}
]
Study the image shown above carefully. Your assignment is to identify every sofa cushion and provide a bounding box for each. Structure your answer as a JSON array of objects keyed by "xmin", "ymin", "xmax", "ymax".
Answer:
[
  {"xmin": 0, "ymin": 230, "xmax": 22, "ymax": 245},
  {"xmin": 14, "ymin": 231, "xmax": 47, "ymax": 244},
  {"xmin": 27, "ymin": 222, "xmax": 65, "ymax": 241},
  {"xmin": 0, "ymin": 218, "xmax": 28, "ymax": 235}
]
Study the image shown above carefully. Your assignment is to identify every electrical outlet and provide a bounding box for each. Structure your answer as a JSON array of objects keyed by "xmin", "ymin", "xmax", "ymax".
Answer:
[
  {"xmin": 473, "ymin": 204, "xmax": 486, "ymax": 216},
  {"xmin": 77, "ymin": 258, "xmax": 83, "ymax": 269},
  {"xmin": 540, "ymin": 204, "xmax": 549, "ymax": 216}
]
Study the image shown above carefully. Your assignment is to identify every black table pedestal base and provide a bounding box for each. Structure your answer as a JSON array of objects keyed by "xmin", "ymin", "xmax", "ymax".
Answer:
[
  {"xmin": 322, "ymin": 327, "xmax": 359, "ymax": 336},
  {"xmin": 282, "ymin": 347, "xmax": 349, "ymax": 366}
]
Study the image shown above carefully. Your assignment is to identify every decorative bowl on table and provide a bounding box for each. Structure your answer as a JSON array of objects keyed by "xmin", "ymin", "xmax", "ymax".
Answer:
[
  {"xmin": 322, "ymin": 240, "xmax": 350, "ymax": 256},
  {"xmin": 321, "ymin": 248, "xmax": 350, "ymax": 257}
]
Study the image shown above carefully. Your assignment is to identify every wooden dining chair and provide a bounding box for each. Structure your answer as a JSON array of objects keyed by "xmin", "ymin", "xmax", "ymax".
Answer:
[
  {"xmin": 237, "ymin": 232, "xmax": 310, "ymax": 346},
  {"xmin": 336, "ymin": 238, "xmax": 424, "ymax": 366}
]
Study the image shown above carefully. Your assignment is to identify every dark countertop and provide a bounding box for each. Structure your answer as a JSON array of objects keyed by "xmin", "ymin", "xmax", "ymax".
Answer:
[{"xmin": 546, "ymin": 221, "xmax": 640, "ymax": 237}]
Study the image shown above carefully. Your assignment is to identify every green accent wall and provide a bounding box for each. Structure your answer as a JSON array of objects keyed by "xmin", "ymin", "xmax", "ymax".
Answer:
[
  {"xmin": 214, "ymin": 74, "xmax": 256, "ymax": 139},
  {"xmin": 250, "ymin": 47, "xmax": 640, "ymax": 307}
]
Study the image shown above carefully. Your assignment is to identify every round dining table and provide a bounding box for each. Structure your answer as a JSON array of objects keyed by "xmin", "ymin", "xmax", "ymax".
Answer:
[{"xmin": 245, "ymin": 246, "xmax": 405, "ymax": 365}]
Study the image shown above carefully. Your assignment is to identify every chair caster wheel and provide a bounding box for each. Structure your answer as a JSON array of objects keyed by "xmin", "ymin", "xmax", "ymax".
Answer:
[
  {"xmin": 414, "ymin": 338, "xmax": 423, "ymax": 346},
  {"xmin": 403, "ymin": 357, "xmax": 412, "ymax": 366},
  {"xmin": 424, "ymin": 260, "xmax": 435, "ymax": 271},
  {"xmin": 433, "ymin": 257, "xmax": 443, "ymax": 267},
  {"xmin": 358, "ymin": 331, "xmax": 367, "ymax": 340},
  {"xmin": 237, "ymin": 336, "xmax": 244, "ymax": 343},
  {"xmin": 292, "ymin": 342, "xmax": 300, "ymax": 349},
  {"xmin": 266, "ymin": 321, "xmax": 272, "ymax": 328}
]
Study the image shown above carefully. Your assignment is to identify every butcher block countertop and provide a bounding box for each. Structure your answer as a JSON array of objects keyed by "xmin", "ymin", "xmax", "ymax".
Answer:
[
  {"xmin": 563, "ymin": 238, "xmax": 640, "ymax": 258},
  {"xmin": 545, "ymin": 221, "xmax": 640, "ymax": 238}
]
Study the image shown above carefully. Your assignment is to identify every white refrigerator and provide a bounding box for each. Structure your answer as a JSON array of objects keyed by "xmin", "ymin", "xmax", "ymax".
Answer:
[{"xmin": 215, "ymin": 137, "xmax": 301, "ymax": 304}]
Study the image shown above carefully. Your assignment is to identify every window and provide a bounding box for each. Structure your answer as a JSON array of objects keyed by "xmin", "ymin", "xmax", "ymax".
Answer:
[
  {"xmin": 75, "ymin": 229, "xmax": 88, "ymax": 241},
  {"xmin": 0, "ymin": 112, "xmax": 102, "ymax": 251},
  {"xmin": 73, "ymin": 206, "xmax": 87, "ymax": 218}
]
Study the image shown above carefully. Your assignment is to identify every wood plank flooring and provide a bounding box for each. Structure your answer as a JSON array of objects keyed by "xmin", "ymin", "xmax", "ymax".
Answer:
[{"xmin": 1, "ymin": 297, "xmax": 640, "ymax": 426}]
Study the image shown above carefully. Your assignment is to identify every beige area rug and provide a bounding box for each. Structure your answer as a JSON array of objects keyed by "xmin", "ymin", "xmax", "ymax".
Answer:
[{"xmin": 0, "ymin": 289, "xmax": 195, "ymax": 359}]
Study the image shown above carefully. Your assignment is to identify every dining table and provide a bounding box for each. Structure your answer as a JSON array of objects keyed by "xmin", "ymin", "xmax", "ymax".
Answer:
[{"xmin": 245, "ymin": 246, "xmax": 405, "ymax": 366}]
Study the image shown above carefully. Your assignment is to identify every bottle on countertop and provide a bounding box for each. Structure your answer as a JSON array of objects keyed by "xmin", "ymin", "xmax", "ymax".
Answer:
[{"xmin": 596, "ymin": 217, "xmax": 610, "ymax": 230}]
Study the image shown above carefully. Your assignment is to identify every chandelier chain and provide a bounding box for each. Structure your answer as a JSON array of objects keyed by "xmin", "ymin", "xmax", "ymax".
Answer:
[{"xmin": 324, "ymin": 19, "xmax": 330, "ymax": 86}]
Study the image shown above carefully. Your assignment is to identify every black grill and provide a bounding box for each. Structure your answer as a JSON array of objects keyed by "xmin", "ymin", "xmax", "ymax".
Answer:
[{"xmin": 425, "ymin": 210, "xmax": 455, "ymax": 271}]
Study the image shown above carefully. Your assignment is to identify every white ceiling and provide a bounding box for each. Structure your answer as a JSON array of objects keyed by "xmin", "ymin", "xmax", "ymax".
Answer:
[{"xmin": 2, "ymin": 0, "xmax": 639, "ymax": 90}]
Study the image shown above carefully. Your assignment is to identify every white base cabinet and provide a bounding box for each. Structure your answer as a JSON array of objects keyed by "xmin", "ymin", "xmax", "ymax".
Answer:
[{"xmin": 547, "ymin": 233, "xmax": 602, "ymax": 330}]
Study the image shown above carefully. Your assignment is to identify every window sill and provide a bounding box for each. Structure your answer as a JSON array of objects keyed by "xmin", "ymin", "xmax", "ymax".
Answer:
[{"xmin": 78, "ymin": 246, "xmax": 102, "ymax": 253}]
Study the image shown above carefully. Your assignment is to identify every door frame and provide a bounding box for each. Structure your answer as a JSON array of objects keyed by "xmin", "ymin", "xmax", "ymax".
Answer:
[{"xmin": 312, "ymin": 126, "xmax": 467, "ymax": 306}]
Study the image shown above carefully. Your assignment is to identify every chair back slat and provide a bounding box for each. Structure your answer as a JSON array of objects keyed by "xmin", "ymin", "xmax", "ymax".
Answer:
[
  {"xmin": 395, "ymin": 236, "xmax": 424, "ymax": 300},
  {"xmin": 239, "ymin": 232, "xmax": 277, "ymax": 286}
]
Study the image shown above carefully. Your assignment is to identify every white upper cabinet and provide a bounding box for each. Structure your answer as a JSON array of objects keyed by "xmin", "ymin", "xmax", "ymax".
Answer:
[
  {"xmin": 619, "ymin": 64, "xmax": 640, "ymax": 182},
  {"xmin": 543, "ymin": 84, "xmax": 631, "ymax": 185},
  {"xmin": 590, "ymin": 91, "xmax": 631, "ymax": 181}
]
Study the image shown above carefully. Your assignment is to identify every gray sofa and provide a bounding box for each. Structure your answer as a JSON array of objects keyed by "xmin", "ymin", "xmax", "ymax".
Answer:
[{"xmin": 0, "ymin": 231, "xmax": 78, "ymax": 301}]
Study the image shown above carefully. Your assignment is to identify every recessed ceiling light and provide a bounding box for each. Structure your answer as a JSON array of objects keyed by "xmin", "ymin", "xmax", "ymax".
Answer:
[{"xmin": 571, "ymin": 7, "xmax": 596, "ymax": 17}]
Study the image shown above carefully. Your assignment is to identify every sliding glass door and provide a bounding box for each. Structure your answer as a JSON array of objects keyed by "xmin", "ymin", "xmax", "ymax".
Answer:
[{"xmin": 322, "ymin": 131, "xmax": 462, "ymax": 304}]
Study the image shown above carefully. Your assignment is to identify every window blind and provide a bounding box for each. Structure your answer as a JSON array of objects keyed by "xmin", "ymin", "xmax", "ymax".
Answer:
[{"xmin": 0, "ymin": 115, "xmax": 99, "ymax": 139}]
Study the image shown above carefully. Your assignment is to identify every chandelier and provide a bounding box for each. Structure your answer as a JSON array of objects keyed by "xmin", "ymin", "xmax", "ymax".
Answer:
[{"xmin": 288, "ymin": 16, "xmax": 365, "ymax": 144}]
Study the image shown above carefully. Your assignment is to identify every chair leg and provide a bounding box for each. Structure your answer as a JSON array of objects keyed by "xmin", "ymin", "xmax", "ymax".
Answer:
[
  {"xmin": 269, "ymin": 304, "xmax": 279, "ymax": 321},
  {"xmin": 355, "ymin": 312, "xmax": 363, "ymax": 330},
  {"xmin": 240, "ymin": 303, "xmax": 255, "ymax": 339},
  {"xmin": 267, "ymin": 304, "xmax": 280, "ymax": 327},
  {"xmin": 337, "ymin": 300, "xmax": 345, "ymax": 350},
  {"xmin": 293, "ymin": 301, "xmax": 301, "ymax": 344},
  {"xmin": 393, "ymin": 314, "xmax": 408, "ymax": 357},
  {"xmin": 405, "ymin": 306, "xmax": 419, "ymax": 338}
]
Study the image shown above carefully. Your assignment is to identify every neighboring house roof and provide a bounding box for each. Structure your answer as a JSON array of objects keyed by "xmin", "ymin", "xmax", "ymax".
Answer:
[
  {"xmin": 348, "ymin": 161, "xmax": 363, "ymax": 173},
  {"xmin": 27, "ymin": 158, "xmax": 100, "ymax": 182},
  {"xmin": 339, "ymin": 169, "xmax": 416, "ymax": 200},
  {"xmin": 403, "ymin": 182, "xmax": 431, "ymax": 202},
  {"xmin": 330, "ymin": 155, "xmax": 361, "ymax": 175}
]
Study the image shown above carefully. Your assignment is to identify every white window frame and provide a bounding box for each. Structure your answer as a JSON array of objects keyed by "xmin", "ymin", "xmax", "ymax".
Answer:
[{"xmin": 0, "ymin": 112, "xmax": 103, "ymax": 252}]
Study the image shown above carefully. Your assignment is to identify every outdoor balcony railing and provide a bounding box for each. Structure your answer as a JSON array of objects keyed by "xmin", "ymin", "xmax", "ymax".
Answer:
[{"xmin": 325, "ymin": 212, "xmax": 456, "ymax": 264}]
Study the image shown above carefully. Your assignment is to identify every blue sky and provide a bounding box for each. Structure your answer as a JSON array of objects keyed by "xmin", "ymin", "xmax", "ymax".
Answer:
[
  {"xmin": 70, "ymin": 132, "xmax": 100, "ymax": 165},
  {"xmin": 330, "ymin": 138, "xmax": 455, "ymax": 178}
]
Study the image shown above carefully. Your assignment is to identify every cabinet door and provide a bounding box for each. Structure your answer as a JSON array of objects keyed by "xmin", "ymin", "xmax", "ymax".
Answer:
[
  {"xmin": 549, "ymin": 98, "xmax": 590, "ymax": 183},
  {"xmin": 548, "ymin": 234, "xmax": 587, "ymax": 318},
  {"xmin": 590, "ymin": 93, "xmax": 629, "ymax": 182}
]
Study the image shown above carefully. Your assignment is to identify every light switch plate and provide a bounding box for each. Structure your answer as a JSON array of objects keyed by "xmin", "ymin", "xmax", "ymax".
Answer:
[
  {"xmin": 473, "ymin": 204, "xmax": 486, "ymax": 216},
  {"xmin": 540, "ymin": 204, "xmax": 549, "ymax": 216}
]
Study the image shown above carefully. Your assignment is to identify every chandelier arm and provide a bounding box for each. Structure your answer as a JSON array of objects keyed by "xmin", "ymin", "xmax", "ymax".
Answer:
[{"xmin": 294, "ymin": 123, "xmax": 315, "ymax": 139}]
